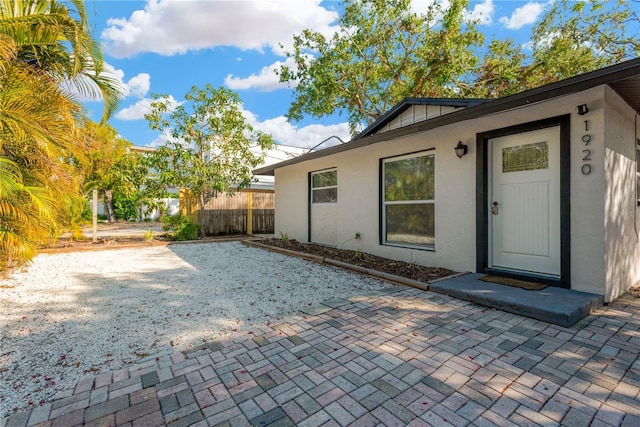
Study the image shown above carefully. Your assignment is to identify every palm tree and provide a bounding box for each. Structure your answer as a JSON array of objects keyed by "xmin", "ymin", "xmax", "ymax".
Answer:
[
  {"xmin": 0, "ymin": 157, "xmax": 56, "ymax": 271},
  {"xmin": 0, "ymin": 37, "xmax": 85, "ymax": 258},
  {"xmin": 0, "ymin": 0, "xmax": 122, "ymax": 121},
  {"xmin": 0, "ymin": 0, "xmax": 120, "ymax": 270}
]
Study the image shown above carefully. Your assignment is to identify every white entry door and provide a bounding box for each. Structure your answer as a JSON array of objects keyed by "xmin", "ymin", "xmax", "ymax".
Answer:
[{"xmin": 490, "ymin": 127, "xmax": 561, "ymax": 276}]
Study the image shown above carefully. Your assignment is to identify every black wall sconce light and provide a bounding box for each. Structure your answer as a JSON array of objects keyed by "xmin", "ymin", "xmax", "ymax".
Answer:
[
  {"xmin": 454, "ymin": 141, "xmax": 468, "ymax": 158},
  {"xmin": 577, "ymin": 104, "xmax": 589, "ymax": 115}
]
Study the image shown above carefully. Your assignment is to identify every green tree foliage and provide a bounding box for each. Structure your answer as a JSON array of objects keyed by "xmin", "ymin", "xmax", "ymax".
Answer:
[
  {"xmin": 470, "ymin": 0, "xmax": 639, "ymax": 97},
  {"xmin": 112, "ymin": 191, "xmax": 138, "ymax": 221},
  {"xmin": 278, "ymin": 0, "xmax": 483, "ymax": 134},
  {"xmin": 110, "ymin": 150, "xmax": 165, "ymax": 220},
  {"xmin": 466, "ymin": 38, "xmax": 529, "ymax": 98},
  {"xmin": 0, "ymin": 0, "xmax": 120, "ymax": 269},
  {"xmin": 0, "ymin": 37, "xmax": 84, "ymax": 263},
  {"xmin": 145, "ymin": 85, "xmax": 274, "ymax": 234},
  {"xmin": 537, "ymin": 0, "xmax": 639, "ymax": 63},
  {"xmin": 79, "ymin": 120, "xmax": 132, "ymax": 222},
  {"xmin": 0, "ymin": 157, "xmax": 56, "ymax": 270},
  {"xmin": 282, "ymin": 0, "xmax": 639, "ymax": 129},
  {"xmin": 0, "ymin": 0, "xmax": 122, "ymax": 121}
]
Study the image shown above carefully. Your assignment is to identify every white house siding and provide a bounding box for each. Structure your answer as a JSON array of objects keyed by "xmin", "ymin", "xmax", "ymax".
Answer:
[
  {"xmin": 274, "ymin": 85, "xmax": 639, "ymax": 300},
  {"xmin": 274, "ymin": 164, "xmax": 311, "ymax": 240},
  {"xmin": 310, "ymin": 204, "xmax": 337, "ymax": 246},
  {"xmin": 569, "ymin": 87, "xmax": 607, "ymax": 297},
  {"xmin": 380, "ymin": 105, "xmax": 459, "ymax": 133},
  {"xmin": 603, "ymin": 87, "xmax": 640, "ymax": 302}
]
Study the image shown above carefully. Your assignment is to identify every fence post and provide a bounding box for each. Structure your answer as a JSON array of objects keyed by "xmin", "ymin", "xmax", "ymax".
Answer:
[
  {"xmin": 92, "ymin": 189, "xmax": 98, "ymax": 243},
  {"xmin": 247, "ymin": 191, "xmax": 253, "ymax": 235}
]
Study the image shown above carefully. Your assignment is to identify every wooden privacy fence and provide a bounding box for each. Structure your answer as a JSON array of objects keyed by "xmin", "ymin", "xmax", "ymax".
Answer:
[{"xmin": 180, "ymin": 189, "xmax": 274, "ymax": 235}]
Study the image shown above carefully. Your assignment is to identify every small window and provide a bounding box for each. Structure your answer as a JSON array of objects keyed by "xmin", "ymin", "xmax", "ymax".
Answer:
[
  {"xmin": 382, "ymin": 151, "xmax": 435, "ymax": 248},
  {"xmin": 502, "ymin": 141, "xmax": 548, "ymax": 173},
  {"xmin": 311, "ymin": 169, "xmax": 337, "ymax": 203}
]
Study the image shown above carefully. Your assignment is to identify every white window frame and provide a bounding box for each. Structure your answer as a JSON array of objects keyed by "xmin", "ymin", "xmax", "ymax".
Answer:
[
  {"xmin": 311, "ymin": 168, "xmax": 337, "ymax": 204},
  {"xmin": 382, "ymin": 150, "xmax": 435, "ymax": 250}
]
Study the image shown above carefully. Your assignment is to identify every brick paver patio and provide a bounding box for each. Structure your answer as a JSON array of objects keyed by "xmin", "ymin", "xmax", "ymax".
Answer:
[{"xmin": 3, "ymin": 286, "xmax": 640, "ymax": 426}]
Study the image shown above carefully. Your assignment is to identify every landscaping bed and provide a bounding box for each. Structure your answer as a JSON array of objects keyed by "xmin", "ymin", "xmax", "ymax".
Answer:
[{"xmin": 253, "ymin": 237, "xmax": 456, "ymax": 283}]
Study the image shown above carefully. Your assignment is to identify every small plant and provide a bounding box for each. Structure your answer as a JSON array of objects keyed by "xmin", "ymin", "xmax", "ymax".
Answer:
[
  {"xmin": 143, "ymin": 228, "xmax": 154, "ymax": 241},
  {"xmin": 143, "ymin": 217, "xmax": 152, "ymax": 222},
  {"xmin": 70, "ymin": 227, "xmax": 88, "ymax": 242},
  {"xmin": 279, "ymin": 231, "xmax": 289, "ymax": 242},
  {"xmin": 354, "ymin": 232, "xmax": 361, "ymax": 240},
  {"xmin": 354, "ymin": 248, "xmax": 363, "ymax": 261}
]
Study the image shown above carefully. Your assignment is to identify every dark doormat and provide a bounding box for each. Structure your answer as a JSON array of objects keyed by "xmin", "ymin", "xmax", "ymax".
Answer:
[{"xmin": 480, "ymin": 275, "xmax": 548, "ymax": 290}]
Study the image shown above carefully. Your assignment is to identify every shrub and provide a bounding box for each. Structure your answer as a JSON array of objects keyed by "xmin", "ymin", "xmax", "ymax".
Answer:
[
  {"xmin": 113, "ymin": 192, "xmax": 139, "ymax": 221},
  {"xmin": 161, "ymin": 214, "xmax": 200, "ymax": 241},
  {"xmin": 80, "ymin": 199, "xmax": 92, "ymax": 221}
]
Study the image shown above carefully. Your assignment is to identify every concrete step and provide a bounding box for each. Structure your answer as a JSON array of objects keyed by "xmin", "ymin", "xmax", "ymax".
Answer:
[{"xmin": 429, "ymin": 273, "xmax": 604, "ymax": 327}]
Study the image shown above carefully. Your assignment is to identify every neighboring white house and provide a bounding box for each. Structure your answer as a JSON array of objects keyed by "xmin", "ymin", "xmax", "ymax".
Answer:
[
  {"xmin": 249, "ymin": 143, "xmax": 310, "ymax": 190},
  {"xmin": 254, "ymin": 58, "xmax": 640, "ymax": 303}
]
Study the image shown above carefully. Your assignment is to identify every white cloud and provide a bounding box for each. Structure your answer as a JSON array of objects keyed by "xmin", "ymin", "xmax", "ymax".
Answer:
[
  {"xmin": 101, "ymin": 0, "xmax": 338, "ymax": 58},
  {"xmin": 409, "ymin": 0, "xmax": 443, "ymax": 15},
  {"xmin": 498, "ymin": 2, "xmax": 545, "ymax": 30},
  {"xmin": 225, "ymin": 57, "xmax": 300, "ymax": 92},
  {"xmin": 404, "ymin": 1, "xmax": 495, "ymax": 27},
  {"xmin": 98, "ymin": 65, "xmax": 150, "ymax": 99},
  {"xmin": 115, "ymin": 95, "xmax": 180, "ymax": 121},
  {"xmin": 127, "ymin": 73, "xmax": 151, "ymax": 98},
  {"xmin": 147, "ymin": 131, "xmax": 174, "ymax": 148},
  {"xmin": 465, "ymin": 0, "xmax": 493, "ymax": 25},
  {"xmin": 242, "ymin": 109, "xmax": 350, "ymax": 149}
]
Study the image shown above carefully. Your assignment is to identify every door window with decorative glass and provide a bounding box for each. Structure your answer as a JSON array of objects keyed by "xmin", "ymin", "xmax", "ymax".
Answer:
[
  {"xmin": 382, "ymin": 152, "xmax": 435, "ymax": 248},
  {"xmin": 311, "ymin": 168, "xmax": 337, "ymax": 203}
]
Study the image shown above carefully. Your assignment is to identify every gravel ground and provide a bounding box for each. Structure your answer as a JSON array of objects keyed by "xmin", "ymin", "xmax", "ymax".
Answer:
[{"xmin": 0, "ymin": 241, "xmax": 391, "ymax": 415}]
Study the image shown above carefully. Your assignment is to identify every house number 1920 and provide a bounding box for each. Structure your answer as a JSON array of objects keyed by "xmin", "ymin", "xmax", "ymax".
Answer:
[{"xmin": 582, "ymin": 120, "xmax": 592, "ymax": 175}]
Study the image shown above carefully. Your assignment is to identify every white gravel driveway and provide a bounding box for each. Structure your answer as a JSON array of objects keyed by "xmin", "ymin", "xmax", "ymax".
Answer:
[{"xmin": 0, "ymin": 241, "xmax": 390, "ymax": 415}]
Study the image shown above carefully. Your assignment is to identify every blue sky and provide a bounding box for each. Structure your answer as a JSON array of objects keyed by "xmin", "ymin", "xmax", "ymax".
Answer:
[{"xmin": 83, "ymin": 0, "xmax": 552, "ymax": 150}]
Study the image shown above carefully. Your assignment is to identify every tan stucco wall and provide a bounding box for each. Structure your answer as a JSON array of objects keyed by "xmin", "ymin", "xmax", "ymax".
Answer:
[
  {"xmin": 273, "ymin": 85, "xmax": 639, "ymax": 300},
  {"xmin": 603, "ymin": 86, "xmax": 640, "ymax": 302}
]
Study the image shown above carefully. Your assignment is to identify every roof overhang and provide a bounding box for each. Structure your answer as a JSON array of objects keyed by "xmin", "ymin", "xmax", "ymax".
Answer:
[{"xmin": 253, "ymin": 57, "xmax": 640, "ymax": 176}]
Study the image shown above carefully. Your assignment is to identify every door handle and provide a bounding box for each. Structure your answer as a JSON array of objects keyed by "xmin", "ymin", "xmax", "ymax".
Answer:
[{"xmin": 492, "ymin": 201, "xmax": 499, "ymax": 215}]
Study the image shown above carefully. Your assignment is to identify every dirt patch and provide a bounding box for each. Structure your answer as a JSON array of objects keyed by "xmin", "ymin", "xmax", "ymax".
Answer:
[
  {"xmin": 39, "ymin": 235, "xmax": 251, "ymax": 253},
  {"xmin": 256, "ymin": 238, "xmax": 455, "ymax": 283},
  {"xmin": 39, "ymin": 238, "xmax": 167, "ymax": 253}
]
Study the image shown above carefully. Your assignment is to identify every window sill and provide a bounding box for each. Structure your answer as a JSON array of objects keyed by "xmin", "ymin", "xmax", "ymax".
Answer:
[{"xmin": 382, "ymin": 242, "xmax": 435, "ymax": 252}]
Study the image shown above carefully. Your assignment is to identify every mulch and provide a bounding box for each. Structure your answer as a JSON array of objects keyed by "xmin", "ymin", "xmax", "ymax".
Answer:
[{"xmin": 255, "ymin": 238, "xmax": 455, "ymax": 283}]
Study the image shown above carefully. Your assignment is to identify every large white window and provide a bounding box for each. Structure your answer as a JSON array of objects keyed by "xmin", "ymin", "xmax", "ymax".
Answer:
[
  {"xmin": 382, "ymin": 151, "xmax": 435, "ymax": 249},
  {"xmin": 311, "ymin": 168, "xmax": 337, "ymax": 203}
]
